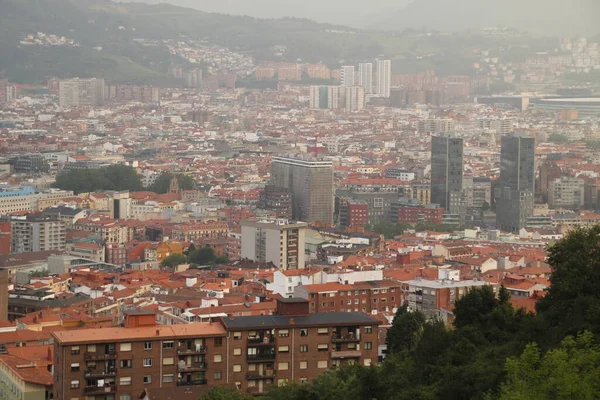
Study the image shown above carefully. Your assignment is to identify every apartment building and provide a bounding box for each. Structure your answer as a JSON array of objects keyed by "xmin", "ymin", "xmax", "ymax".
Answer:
[
  {"xmin": 241, "ymin": 219, "xmax": 307, "ymax": 270},
  {"xmin": 53, "ymin": 301, "xmax": 381, "ymax": 398},
  {"xmin": 294, "ymin": 280, "xmax": 404, "ymax": 314},
  {"xmin": 171, "ymin": 222, "xmax": 229, "ymax": 242},
  {"xmin": 53, "ymin": 311, "xmax": 227, "ymax": 400},
  {"xmin": 10, "ymin": 214, "xmax": 66, "ymax": 254},
  {"xmin": 219, "ymin": 299, "xmax": 381, "ymax": 395},
  {"xmin": 548, "ymin": 177, "xmax": 585, "ymax": 209}
]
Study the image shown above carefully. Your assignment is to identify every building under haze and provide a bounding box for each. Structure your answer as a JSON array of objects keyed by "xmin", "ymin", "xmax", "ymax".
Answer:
[
  {"xmin": 341, "ymin": 66, "xmax": 355, "ymax": 87},
  {"xmin": 376, "ymin": 59, "xmax": 391, "ymax": 98},
  {"xmin": 270, "ymin": 156, "xmax": 334, "ymax": 225},
  {"xmin": 358, "ymin": 63, "xmax": 373, "ymax": 94},
  {"xmin": 431, "ymin": 134, "xmax": 463, "ymax": 210},
  {"xmin": 495, "ymin": 133, "xmax": 536, "ymax": 232},
  {"xmin": 58, "ymin": 78, "xmax": 106, "ymax": 107}
]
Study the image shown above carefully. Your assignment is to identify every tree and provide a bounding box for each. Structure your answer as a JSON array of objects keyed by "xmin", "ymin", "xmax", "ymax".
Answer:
[
  {"xmin": 536, "ymin": 226, "xmax": 600, "ymax": 344},
  {"xmin": 200, "ymin": 386, "xmax": 253, "ymax": 400},
  {"xmin": 185, "ymin": 243, "xmax": 196, "ymax": 255},
  {"xmin": 53, "ymin": 165, "xmax": 142, "ymax": 194},
  {"xmin": 160, "ymin": 253, "xmax": 187, "ymax": 268},
  {"xmin": 188, "ymin": 246, "xmax": 216, "ymax": 265},
  {"xmin": 367, "ymin": 222, "xmax": 410, "ymax": 239},
  {"xmin": 386, "ymin": 306, "xmax": 427, "ymax": 355},
  {"xmin": 498, "ymin": 332, "xmax": 600, "ymax": 400},
  {"xmin": 150, "ymin": 172, "xmax": 196, "ymax": 194},
  {"xmin": 548, "ymin": 133, "xmax": 569, "ymax": 144}
]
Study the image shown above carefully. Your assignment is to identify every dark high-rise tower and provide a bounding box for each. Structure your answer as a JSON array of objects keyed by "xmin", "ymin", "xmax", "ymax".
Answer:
[
  {"xmin": 431, "ymin": 134, "xmax": 463, "ymax": 210},
  {"xmin": 495, "ymin": 133, "xmax": 536, "ymax": 232}
]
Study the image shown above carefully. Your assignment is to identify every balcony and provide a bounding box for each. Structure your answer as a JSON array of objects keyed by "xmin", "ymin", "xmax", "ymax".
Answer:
[
  {"xmin": 84, "ymin": 351, "xmax": 117, "ymax": 360},
  {"xmin": 247, "ymin": 337, "xmax": 275, "ymax": 347},
  {"xmin": 177, "ymin": 346, "xmax": 208, "ymax": 355},
  {"xmin": 178, "ymin": 363, "xmax": 206, "ymax": 372},
  {"xmin": 247, "ymin": 353, "xmax": 276, "ymax": 362},
  {"xmin": 331, "ymin": 350, "xmax": 362, "ymax": 359},
  {"xmin": 177, "ymin": 379, "xmax": 207, "ymax": 386},
  {"xmin": 84, "ymin": 369, "xmax": 117, "ymax": 378},
  {"xmin": 246, "ymin": 371, "xmax": 276, "ymax": 380},
  {"xmin": 331, "ymin": 333, "xmax": 360, "ymax": 343},
  {"xmin": 84, "ymin": 385, "xmax": 116, "ymax": 395}
]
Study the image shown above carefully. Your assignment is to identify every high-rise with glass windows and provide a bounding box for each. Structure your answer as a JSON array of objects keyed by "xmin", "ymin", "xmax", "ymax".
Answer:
[
  {"xmin": 431, "ymin": 134, "xmax": 463, "ymax": 210},
  {"xmin": 376, "ymin": 59, "xmax": 391, "ymax": 98},
  {"xmin": 495, "ymin": 133, "xmax": 536, "ymax": 232},
  {"xmin": 270, "ymin": 156, "xmax": 334, "ymax": 225}
]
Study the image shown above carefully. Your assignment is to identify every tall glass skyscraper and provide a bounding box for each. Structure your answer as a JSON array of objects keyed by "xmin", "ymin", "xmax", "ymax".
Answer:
[
  {"xmin": 495, "ymin": 133, "xmax": 536, "ymax": 232},
  {"xmin": 431, "ymin": 134, "xmax": 463, "ymax": 210}
]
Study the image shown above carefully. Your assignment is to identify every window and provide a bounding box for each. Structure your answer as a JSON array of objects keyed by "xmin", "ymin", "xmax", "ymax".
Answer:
[
  {"xmin": 364, "ymin": 326, "xmax": 373, "ymax": 334},
  {"xmin": 278, "ymin": 362, "xmax": 289, "ymax": 370},
  {"xmin": 87, "ymin": 344, "xmax": 96, "ymax": 352},
  {"xmin": 278, "ymin": 345, "xmax": 289, "ymax": 353},
  {"xmin": 299, "ymin": 345, "xmax": 308, "ymax": 353},
  {"xmin": 144, "ymin": 341, "xmax": 152, "ymax": 350},
  {"xmin": 233, "ymin": 332, "xmax": 242, "ymax": 340},
  {"xmin": 120, "ymin": 343, "xmax": 132, "ymax": 352},
  {"xmin": 299, "ymin": 361, "xmax": 308, "ymax": 369},
  {"xmin": 163, "ymin": 374, "xmax": 174, "ymax": 383},
  {"xmin": 317, "ymin": 344, "xmax": 328, "ymax": 351},
  {"xmin": 300, "ymin": 329, "xmax": 308, "ymax": 336},
  {"xmin": 120, "ymin": 359, "xmax": 132, "ymax": 368},
  {"xmin": 233, "ymin": 348, "xmax": 242, "ymax": 356},
  {"xmin": 317, "ymin": 328, "xmax": 328, "ymax": 335},
  {"xmin": 214, "ymin": 337, "xmax": 223, "ymax": 347},
  {"xmin": 233, "ymin": 364, "xmax": 242, "ymax": 372},
  {"xmin": 214, "ymin": 354, "xmax": 223, "ymax": 363},
  {"xmin": 143, "ymin": 375, "xmax": 152, "ymax": 384},
  {"xmin": 70, "ymin": 380, "xmax": 79, "ymax": 389},
  {"xmin": 278, "ymin": 329, "xmax": 289, "ymax": 337},
  {"xmin": 71, "ymin": 363, "xmax": 80, "ymax": 372},
  {"xmin": 71, "ymin": 346, "xmax": 80, "ymax": 355},
  {"xmin": 364, "ymin": 358, "xmax": 372, "ymax": 366},
  {"xmin": 163, "ymin": 357, "xmax": 174, "ymax": 365},
  {"xmin": 120, "ymin": 395, "xmax": 132, "ymax": 400},
  {"xmin": 163, "ymin": 341, "xmax": 174, "ymax": 349},
  {"xmin": 143, "ymin": 358, "xmax": 153, "ymax": 367},
  {"xmin": 214, "ymin": 371, "xmax": 222, "ymax": 380},
  {"xmin": 120, "ymin": 377, "xmax": 132, "ymax": 386},
  {"xmin": 300, "ymin": 377, "xmax": 308, "ymax": 383},
  {"xmin": 86, "ymin": 361, "xmax": 96, "ymax": 369},
  {"xmin": 365, "ymin": 342, "xmax": 373, "ymax": 350},
  {"xmin": 317, "ymin": 360, "xmax": 328, "ymax": 369}
]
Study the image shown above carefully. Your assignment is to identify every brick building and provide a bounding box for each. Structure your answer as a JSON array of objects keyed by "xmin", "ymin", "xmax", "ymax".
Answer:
[{"xmin": 53, "ymin": 301, "xmax": 381, "ymax": 398}]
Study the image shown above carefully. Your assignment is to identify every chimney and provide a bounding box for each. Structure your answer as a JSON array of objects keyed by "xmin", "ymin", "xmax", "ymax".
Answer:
[
  {"xmin": 289, "ymin": 318, "xmax": 295, "ymax": 325},
  {"xmin": 47, "ymin": 347, "xmax": 52, "ymax": 361},
  {"xmin": 156, "ymin": 329, "xmax": 160, "ymax": 336},
  {"xmin": 38, "ymin": 311, "xmax": 43, "ymax": 319}
]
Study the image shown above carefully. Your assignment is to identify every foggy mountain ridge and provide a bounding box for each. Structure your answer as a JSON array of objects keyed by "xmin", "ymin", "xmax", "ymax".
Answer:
[{"xmin": 376, "ymin": 0, "xmax": 600, "ymax": 36}]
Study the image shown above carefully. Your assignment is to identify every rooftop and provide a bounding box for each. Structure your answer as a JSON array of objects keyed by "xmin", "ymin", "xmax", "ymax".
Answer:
[{"xmin": 220, "ymin": 312, "xmax": 381, "ymax": 329}]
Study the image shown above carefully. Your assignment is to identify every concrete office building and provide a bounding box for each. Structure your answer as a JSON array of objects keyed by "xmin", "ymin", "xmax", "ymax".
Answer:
[
  {"xmin": 340, "ymin": 66, "xmax": 355, "ymax": 87},
  {"xmin": 241, "ymin": 219, "xmax": 307, "ymax": 270},
  {"xmin": 270, "ymin": 156, "xmax": 334, "ymax": 225},
  {"xmin": 417, "ymin": 119, "xmax": 456, "ymax": 134},
  {"xmin": 431, "ymin": 134, "xmax": 463, "ymax": 210},
  {"xmin": 358, "ymin": 63, "xmax": 373, "ymax": 94},
  {"xmin": 495, "ymin": 133, "xmax": 536, "ymax": 232},
  {"xmin": 10, "ymin": 214, "xmax": 66, "ymax": 254},
  {"xmin": 477, "ymin": 118, "xmax": 514, "ymax": 135},
  {"xmin": 58, "ymin": 78, "xmax": 106, "ymax": 108},
  {"xmin": 376, "ymin": 59, "xmax": 391, "ymax": 98},
  {"xmin": 548, "ymin": 177, "xmax": 585, "ymax": 209}
]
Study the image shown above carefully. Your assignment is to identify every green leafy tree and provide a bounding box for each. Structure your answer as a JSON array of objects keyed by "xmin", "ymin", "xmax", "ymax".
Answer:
[
  {"xmin": 498, "ymin": 332, "xmax": 600, "ymax": 400},
  {"xmin": 150, "ymin": 172, "xmax": 196, "ymax": 194},
  {"xmin": 53, "ymin": 165, "xmax": 142, "ymax": 194},
  {"xmin": 386, "ymin": 306, "xmax": 427, "ymax": 355},
  {"xmin": 536, "ymin": 226, "xmax": 600, "ymax": 344},
  {"xmin": 200, "ymin": 386, "xmax": 253, "ymax": 400},
  {"xmin": 547, "ymin": 133, "xmax": 569, "ymax": 144},
  {"xmin": 188, "ymin": 246, "xmax": 216, "ymax": 265},
  {"xmin": 367, "ymin": 222, "xmax": 410, "ymax": 239},
  {"xmin": 160, "ymin": 253, "xmax": 187, "ymax": 268}
]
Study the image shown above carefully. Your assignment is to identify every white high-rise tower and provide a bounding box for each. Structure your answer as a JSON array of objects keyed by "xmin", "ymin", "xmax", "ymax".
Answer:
[
  {"xmin": 341, "ymin": 66, "xmax": 355, "ymax": 87},
  {"xmin": 376, "ymin": 59, "xmax": 391, "ymax": 98},
  {"xmin": 358, "ymin": 63, "xmax": 373, "ymax": 94}
]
